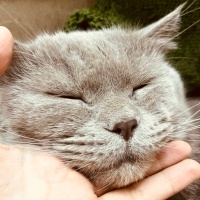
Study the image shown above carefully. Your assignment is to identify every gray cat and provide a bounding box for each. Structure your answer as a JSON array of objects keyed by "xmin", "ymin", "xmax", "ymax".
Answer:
[{"xmin": 0, "ymin": 4, "xmax": 199, "ymax": 199}]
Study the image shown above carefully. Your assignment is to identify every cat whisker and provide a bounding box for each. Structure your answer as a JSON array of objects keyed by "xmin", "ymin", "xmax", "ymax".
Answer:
[
  {"xmin": 9, "ymin": 141, "xmax": 42, "ymax": 146},
  {"xmin": 186, "ymin": 121, "xmax": 200, "ymax": 126},
  {"xmin": 0, "ymin": 141, "xmax": 49, "ymax": 153},
  {"xmin": 0, "ymin": 139, "xmax": 53, "ymax": 149},
  {"xmin": 0, "ymin": 4, "xmax": 33, "ymax": 38},
  {"xmin": 181, "ymin": 7, "xmax": 200, "ymax": 17},
  {"xmin": 172, "ymin": 102, "xmax": 200, "ymax": 119},
  {"xmin": 188, "ymin": 124, "xmax": 200, "ymax": 128},
  {"xmin": 167, "ymin": 57, "xmax": 198, "ymax": 61},
  {"xmin": 176, "ymin": 19, "xmax": 200, "ymax": 38},
  {"xmin": 184, "ymin": 109, "xmax": 200, "ymax": 123},
  {"xmin": 174, "ymin": 126, "xmax": 200, "ymax": 134},
  {"xmin": 184, "ymin": 117, "xmax": 200, "ymax": 123},
  {"xmin": 177, "ymin": 122, "xmax": 200, "ymax": 131},
  {"xmin": 179, "ymin": 122, "xmax": 199, "ymax": 129},
  {"xmin": 181, "ymin": 0, "xmax": 197, "ymax": 14},
  {"xmin": 158, "ymin": 19, "xmax": 200, "ymax": 51},
  {"xmin": 185, "ymin": 127, "xmax": 200, "ymax": 132},
  {"xmin": 185, "ymin": 126, "xmax": 200, "ymax": 132},
  {"xmin": 172, "ymin": 123, "xmax": 197, "ymax": 130},
  {"xmin": 0, "ymin": 129, "xmax": 49, "ymax": 143}
]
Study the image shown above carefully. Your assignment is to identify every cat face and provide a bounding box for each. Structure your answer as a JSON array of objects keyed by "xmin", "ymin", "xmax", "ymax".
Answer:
[{"xmin": 0, "ymin": 4, "xmax": 190, "ymax": 193}]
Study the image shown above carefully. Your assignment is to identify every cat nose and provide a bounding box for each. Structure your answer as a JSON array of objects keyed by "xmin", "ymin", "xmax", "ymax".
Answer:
[{"xmin": 112, "ymin": 119, "xmax": 138, "ymax": 141}]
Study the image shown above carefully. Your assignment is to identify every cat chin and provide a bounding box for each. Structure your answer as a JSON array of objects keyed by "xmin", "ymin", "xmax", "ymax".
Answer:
[{"xmin": 92, "ymin": 160, "xmax": 152, "ymax": 196}]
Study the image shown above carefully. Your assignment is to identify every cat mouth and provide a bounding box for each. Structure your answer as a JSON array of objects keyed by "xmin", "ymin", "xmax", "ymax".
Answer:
[{"xmin": 113, "ymin": 148, "xmax": 138, "ymax": 167}]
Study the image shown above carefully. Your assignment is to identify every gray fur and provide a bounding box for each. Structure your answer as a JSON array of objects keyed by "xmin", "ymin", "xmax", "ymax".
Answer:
[{"xmin": 0, "ymin": 4, "xmax": 199, "ymax": 198}]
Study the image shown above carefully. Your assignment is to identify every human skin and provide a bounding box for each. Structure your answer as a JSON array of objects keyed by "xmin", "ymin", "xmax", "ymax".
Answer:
[
  {"xmin": 0, "ymin": 141, "xmax": 199, "ymax": 200},
  {"xmin": 0, "ymin": 26, "xmax": 13, "ymax": 75},
  {"xmin": 0, "ymin": 26, "xmax": 200, "ymax": 200}
]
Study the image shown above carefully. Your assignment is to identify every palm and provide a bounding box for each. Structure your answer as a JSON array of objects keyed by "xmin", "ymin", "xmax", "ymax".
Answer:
[{"xmin": 0, "ymin": 146, "xmax": 96, "ymax": 200}]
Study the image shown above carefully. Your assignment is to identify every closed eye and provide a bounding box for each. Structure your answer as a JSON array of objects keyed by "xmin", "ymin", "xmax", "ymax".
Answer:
[
  {"xmin": 58, "ymin": 95, "xmax": 81, "ymax": 100},
  {"xmin": 132, "ymin": 84, "xmax": 148, "ymax": 96},
  {"xmin": 46, "ymin": 92, "xmax": 86, "ymax": 103}
]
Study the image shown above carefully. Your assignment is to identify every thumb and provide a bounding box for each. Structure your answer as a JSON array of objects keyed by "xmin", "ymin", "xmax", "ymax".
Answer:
[{"xmin": 0, "ymin": 26, "xmax": 13, "ymax": 75}]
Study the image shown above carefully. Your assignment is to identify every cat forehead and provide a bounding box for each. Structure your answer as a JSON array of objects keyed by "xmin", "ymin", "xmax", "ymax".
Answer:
[
  {"xmin": 12, "ymin": 28, "xmax": 175, "ymax": 94},
  {"xmin": 26, "ymin": 29, "xmax": 168, "ymax": 82},
  {"xmin": 32, "ymin": 29, "xmax": 160, "ymax": 57},
  {"xmin": 27, "ymin": 29, "xmax": 166, "ymax": 75}
]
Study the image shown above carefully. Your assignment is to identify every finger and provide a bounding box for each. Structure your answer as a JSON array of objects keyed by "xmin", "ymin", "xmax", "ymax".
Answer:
[
  {"xmin": 0, "ymin": 26, "xmax": 13, "ymax": 75},
  {"xmin": 147, "ymin": 140, "xmax": 191, "ymax": 175},
  {"xmin": 100, "ymin": 159, "xmax": 200, "ymax": 200}
]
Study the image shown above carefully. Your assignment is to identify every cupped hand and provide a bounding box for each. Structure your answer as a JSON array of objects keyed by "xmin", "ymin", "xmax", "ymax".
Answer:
[
  {"xmin": 0, "ymin": 146, "xmax": 95, "ymax": 200},
  {"xmin": 101, "ymin": 141, "xmax": 200, "ymax": 200},
  {"xmin": 0, "ymin": 141, "xmax": 199, "ymax": 200}
]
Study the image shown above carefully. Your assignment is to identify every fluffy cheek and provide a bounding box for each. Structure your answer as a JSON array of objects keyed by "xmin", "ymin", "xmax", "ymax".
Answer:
[{"xmin": 3, "ymin": 93, "xmax": 91, "ymax": 141}]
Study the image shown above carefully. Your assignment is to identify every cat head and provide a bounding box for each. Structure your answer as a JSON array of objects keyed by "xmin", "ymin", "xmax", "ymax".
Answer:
[{"xmin": 0, "ymin": 4, "xmax": 190, "ymax": 193}]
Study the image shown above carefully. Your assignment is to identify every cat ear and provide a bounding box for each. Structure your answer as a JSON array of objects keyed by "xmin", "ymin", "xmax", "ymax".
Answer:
[{"xmin": 137, "ymin": 3, "xmax": 185, "ymax": 50}]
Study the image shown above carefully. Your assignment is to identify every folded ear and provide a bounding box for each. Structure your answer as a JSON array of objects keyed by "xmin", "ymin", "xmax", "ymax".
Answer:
[{"xmin": 137, "ymin": 3, "xmax": 185, "ymax": 51}]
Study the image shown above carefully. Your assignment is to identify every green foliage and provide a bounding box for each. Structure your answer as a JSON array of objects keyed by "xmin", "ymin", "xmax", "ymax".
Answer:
[{"xmin": 64, "ymin": 0, "xmax": 200, "ymax": 93}]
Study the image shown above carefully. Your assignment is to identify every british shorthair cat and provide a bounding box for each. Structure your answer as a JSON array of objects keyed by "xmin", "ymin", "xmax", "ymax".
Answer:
[{"xmin": 0, "ymin": 3, "xmax": 199, "ymax": 199}]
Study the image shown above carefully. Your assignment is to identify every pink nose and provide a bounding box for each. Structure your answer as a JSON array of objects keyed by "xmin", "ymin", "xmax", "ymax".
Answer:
[{"xmin": 112, "ymin": 119, "xmax": 138, "ymax": 141}]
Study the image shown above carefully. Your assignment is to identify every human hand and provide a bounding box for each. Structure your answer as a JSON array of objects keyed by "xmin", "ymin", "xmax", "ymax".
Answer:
[
  {"xmin": 0, "ymin": 141, "xmax": 199, "ymax": 200},
  {"xmin": 100, "ymin": 141, "xmax": 200, "ymax": 200},
  {"xmin": 0, "ymin": 26, "xmax": 13, "ymax": 75}
]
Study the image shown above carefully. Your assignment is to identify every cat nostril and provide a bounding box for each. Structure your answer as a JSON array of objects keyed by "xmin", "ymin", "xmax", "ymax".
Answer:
[
  {"xmin": 114, "ymin": 128, "xmax": 121, "ymax": 135},
  {"xmin": 112, "ymin": 119, "xmax": 138, "ymax": 141}
]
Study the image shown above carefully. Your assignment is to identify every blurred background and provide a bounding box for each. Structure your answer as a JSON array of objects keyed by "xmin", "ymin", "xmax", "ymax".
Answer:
[{"xmin": 0, "ymin": 0, "xmax": 96, "ymax": 40}]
